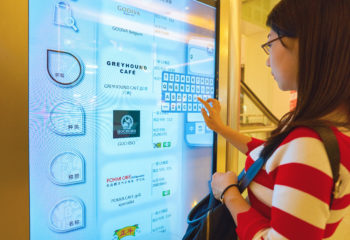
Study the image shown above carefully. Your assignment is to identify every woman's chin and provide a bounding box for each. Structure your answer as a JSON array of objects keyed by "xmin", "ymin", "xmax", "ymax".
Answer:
[{"xmin": 276, "ymin": 82, "xmax": 289, "ymax": 91}]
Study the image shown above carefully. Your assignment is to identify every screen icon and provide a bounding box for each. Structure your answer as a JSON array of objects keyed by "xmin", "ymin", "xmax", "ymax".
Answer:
[
  {"xmin": 113, "ymin": 224, "xmax": 139, "ymax": 240},
  {"xmin": 54, "ymin": 1, "xmax": 79, "ymax": 32},
  {"xmin": 113, "ymin": 111, "xmax": 140, "ymax": 139}
]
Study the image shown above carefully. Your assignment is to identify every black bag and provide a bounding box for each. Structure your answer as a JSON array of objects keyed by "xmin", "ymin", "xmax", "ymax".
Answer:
[
  {"xmin": 182, "ymin": 126, "xmax": 340, "ymax": 240},
  {"xmin": 182, "ymin": 154, "xmax": 266, "ymax": 240},
  {"xmin": 182, "ymin": 191, "xmax": 237, "ymax": 240}
]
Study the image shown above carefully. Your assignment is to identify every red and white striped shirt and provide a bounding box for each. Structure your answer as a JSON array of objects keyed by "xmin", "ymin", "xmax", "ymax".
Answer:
[{"xmin": 236, "ymin": 127, "xmax": 350, "ymax": 240}]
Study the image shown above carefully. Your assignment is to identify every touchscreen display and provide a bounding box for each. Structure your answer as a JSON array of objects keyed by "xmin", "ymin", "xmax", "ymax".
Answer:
[{"xmin": 29, "ymin": 0, "xmax": 217, "ymax": 239}]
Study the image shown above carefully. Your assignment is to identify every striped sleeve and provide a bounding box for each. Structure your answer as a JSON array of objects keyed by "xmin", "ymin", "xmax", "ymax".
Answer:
[
  {"xmin": 246, "ymin": 137, "xmax": 265, "ymax": 156},
  {"xmin": 236, "ymin": 128, "xmax": 334, "ymax": 240}
]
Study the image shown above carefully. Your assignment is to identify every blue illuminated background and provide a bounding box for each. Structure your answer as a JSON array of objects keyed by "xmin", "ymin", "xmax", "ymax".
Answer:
[{"xmin": 29, "ymin": 0, "xmax": 217, "ymax": 239}]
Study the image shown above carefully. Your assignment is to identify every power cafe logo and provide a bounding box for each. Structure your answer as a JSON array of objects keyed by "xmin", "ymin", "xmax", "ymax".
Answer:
[
  {"xmin": 113, "ymin": 224, "xmax": 139, "ymax": 240},
  {"xmin": 116, "ymin": 5, "xmax": 140, "ymax": 17},
  {"xmin": 113, "ymin": 111, "xmax": 140, "ymax": 139}
]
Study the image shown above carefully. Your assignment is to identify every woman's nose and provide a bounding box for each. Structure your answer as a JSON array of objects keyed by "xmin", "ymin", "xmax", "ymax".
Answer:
[{"xmin": 266, "ymin": 56, "xmax": 271, "ymax": 67}]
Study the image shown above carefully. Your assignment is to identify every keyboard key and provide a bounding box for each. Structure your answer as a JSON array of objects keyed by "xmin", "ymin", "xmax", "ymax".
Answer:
[
  {"xmin": 188, "ymin": 103, "xmax": 193, "ymax": 111},
  {"xmin": 205, "ymin": 78, "xmax": 209, "ymax": 85},
  {"xmin": 195, "ymin": 122, "xmax": 205, "ymax": 134},
  {"xmin": 197, "ymin": 94, "xmax": 202, "ymax": 100},
  {"xmin": 203, "ymin": 95, "xmax": 208, "ymax": 101},
  {"xmin": 182, "ymin": 103, "xmax": 187, "ymax": 111},
  {"xmin": 161, "ymin": 102, "xmax": 170, "ymax": 111},
  {"xmin": 200, "ymin": 77, "xmax": 205, "ymax": 84},
  {"xmin": 177, "ymin": 103, "xmax": 182, "ymax": 111},
  {"xmin": 196, "ymin": 86, "xmax": 201, "ymax": 93},
  {"xmin": 177, "ymin": 93, "xmax": 182, "ymax": 102},
  {"xmin": 171, "ymin": 93, "xmax": 176, "ymax": 101},
  {"xmin": 188, "ymin": 94, "xmax": 193, "ymax": 102},
  {"xmin": 181, "ymin": 75, "xmax": 185, "ymax": 82},
  {"xmin": 193, "ymin": 94, "xmax": 198, "ymax": 102},
  {"xmin": 196, "ymin": 77, "xmax": 200, "ymax": 84},
  {"xmin": 163, "ymin": 73, "xmax": 169, "ymax": 81},
  {"xmin": 171, "ymin": 103, "xmax": 176, "ymax": 111},
  {"xmin": 206, "ymin": 86, "xmax": 210, "ymax": 94},
  {"xmin": 201, "ymin": 86, "xmax": 205, "ymax": 94},
  {"xmin": 165, "ymin": 92, "xmax": 170, "ymax": 101},
  {"xmin": 186, "ymin": 76, "xmax": 190, "ymax": 83},
  {"xmin": 191, "ymin": 85, "xmax": 196, "ymax": 93},
  {"xmin": 193, "ymin": 104, "xmax": 198, "ymax": 111},
  {"xmin": 186, "ymin": 85, "xmax": 190, "ymax": 93},
  {"xmin": 175, "ymin": 74, "xmax": 180, "ymax": 82},
  {"xmin": 198, "ymin": 104, "xmax": 202, "ymax": 111},
  {"xmin": 186, "ymin": 122, "xmax": 196, "ymax": 134},
  {"xmin": 162, "ymin": 82, "xmax": 167, "ymax": 91},
  {"xmin": 210, "ymin": 87, "xmax": 214, "ymax": 94},
  {"xmin": 169, "ymin": 74, "xmax": 174, "ymax": 82},
  {"xmin": 183, "ymin": 94, "xmax": 187, "ymax": 102},
  {"xmin": 191, "ymin": 76, "xmax": 196, "ymax": 84},
  {"xmin": 180, "ymin": 84, "xmax": 185, "ymax": 92},
  {"xmin": 210, "ymin": 78, "xmax": 214, "ymax": 85},
  {"xmin": 168, "ymin": 83, "xmax": 173, "ymax": 91},
  {"xmin": 174, "ymin": 83, "xmax": 179, "ymax": 91}
]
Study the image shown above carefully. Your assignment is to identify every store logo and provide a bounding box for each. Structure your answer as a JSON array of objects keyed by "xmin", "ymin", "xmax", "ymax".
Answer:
[
  {"xmin": 107, "ymin": 175, "xmax": 132, "ymax": 183},
  {"xmin": 117, "ymin": 5, "xmax": 140, "ymax": 17},
  {"xmin": 106, "ymin": 61, "xmax": 148, "ymax": 75},
  {"xmin": 106, "ymin": 61, "xmax": 147, "ymax": 70},
  {"xmin": 113, "ymin": 224, "xmax": 139, "ymax": 240},
  {"xmin": 121, "ymin": 115, "xmax": 133, "ymax": 130},
  {"xmin": 113, "ymin": 111, "xmax": 140, "ymax": 139}
]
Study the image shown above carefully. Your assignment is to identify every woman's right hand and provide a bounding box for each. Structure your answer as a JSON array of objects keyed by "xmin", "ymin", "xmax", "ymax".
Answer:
[{"xmin": 198, "ymin": 97, "xmax": 226, "ymax": 134}]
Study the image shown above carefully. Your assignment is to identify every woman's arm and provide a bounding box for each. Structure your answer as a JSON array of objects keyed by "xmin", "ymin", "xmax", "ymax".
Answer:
[
  {"xmin": 212, "ymin": 128, "xmax": 335, "ymax": 240},
  {"xmin": 198, "ymin": 97, "xmax": 253, "ymax": 154},
  {"xmin": 211, "ymin": 171, "xmax": 251, "ymax": 222},
  {"xmin": 211, "ymin": 171, "xmax": 271, "ymax": 240}
]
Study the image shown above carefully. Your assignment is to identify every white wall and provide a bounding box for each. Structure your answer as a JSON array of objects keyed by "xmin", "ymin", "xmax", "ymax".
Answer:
[{"xmin": 242, "ymin": 29, "xmax": 290, "ymax": 120}]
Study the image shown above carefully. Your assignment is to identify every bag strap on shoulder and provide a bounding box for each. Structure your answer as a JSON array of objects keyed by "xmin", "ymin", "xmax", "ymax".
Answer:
[{"xmin": 308, "ymin": 126, "xmax": 340, "ymax": 206}]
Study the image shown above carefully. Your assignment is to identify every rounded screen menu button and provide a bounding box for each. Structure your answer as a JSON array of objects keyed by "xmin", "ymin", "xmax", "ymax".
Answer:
[
  {"xmin": 49, "ymin": 198, "xmax": 85, "ymax": 232},
  {"xmin": 50, "ymin": 102, "xmax": 85, "ymax": 136},
  {"xmin": 47, "ymin": 49, "xmax": 84, "ymax": 87},
  {"xmin": 49, "ymin": 151, "xmax": 85, "ymax": 185}
]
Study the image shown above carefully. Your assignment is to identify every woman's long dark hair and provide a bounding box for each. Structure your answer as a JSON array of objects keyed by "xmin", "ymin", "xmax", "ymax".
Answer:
[{"xmin": 261, "ymin": 0, "xmax": 350, "ymax": 158}]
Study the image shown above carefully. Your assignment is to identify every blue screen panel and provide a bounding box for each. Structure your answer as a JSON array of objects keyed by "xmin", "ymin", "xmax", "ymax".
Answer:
[{"xmin": 29, "ymin": 0, "xmax": 217, "ymax": 239}]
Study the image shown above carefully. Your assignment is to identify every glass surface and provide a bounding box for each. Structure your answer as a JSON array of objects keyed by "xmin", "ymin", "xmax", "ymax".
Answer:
[{"xmin": 29, "ymin": 0, "xmax": 217, "ymax": 239}]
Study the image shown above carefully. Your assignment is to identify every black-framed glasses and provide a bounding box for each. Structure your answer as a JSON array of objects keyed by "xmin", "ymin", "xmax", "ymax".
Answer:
[{"xmin": 261, "ymin": 36, "xmax": 284, "ymax": 55}]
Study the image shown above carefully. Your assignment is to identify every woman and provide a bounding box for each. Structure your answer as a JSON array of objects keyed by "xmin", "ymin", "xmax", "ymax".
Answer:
[{"xmin": 199, "ymin": 0, "xmax": 350, "ymax": 239}]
